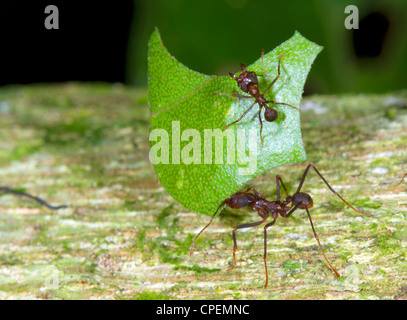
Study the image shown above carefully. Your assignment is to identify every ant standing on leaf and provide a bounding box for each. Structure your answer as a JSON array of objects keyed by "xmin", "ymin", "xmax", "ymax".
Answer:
[
  {"xmin": 213, "ymin": 50, "xmax": 300, "ymax": 147},
  {"xmin": 189, "ymin": 163, "xmax": 371, "ymax": 288}
]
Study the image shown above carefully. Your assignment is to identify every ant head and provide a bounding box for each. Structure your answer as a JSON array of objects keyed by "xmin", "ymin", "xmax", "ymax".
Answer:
[
  {"xmin": 228, "ymin": 72, "xmax": 237, "ymax": 81},
  {"xmin": 264, "ymin": 107, "xmax": 278, "ymax": 122},
  {"xmin": 235, "ymin": 71, "xmax": 259, "ymax": 93},
  {"xmin": 292, "ymin": 192, "xmax": 314, "ymax": 209}
]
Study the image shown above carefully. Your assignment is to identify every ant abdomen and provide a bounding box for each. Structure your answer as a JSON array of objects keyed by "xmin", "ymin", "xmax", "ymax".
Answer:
[
  {"xmin": 292, "ymin": 192, "xmax": 314, "ymax": 209},
  {"xmin": 264, "ymin": 107, "xmax": 278, "ymax": 122},
  {"xmin": 225, "ymin": 192, "xmax": 256, "ymax": 209}
]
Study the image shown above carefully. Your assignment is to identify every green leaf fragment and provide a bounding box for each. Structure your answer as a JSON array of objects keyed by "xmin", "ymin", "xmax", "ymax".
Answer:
[{"xmin": 148, "ymin": 28, "xmax": 322, "ymax": 215}]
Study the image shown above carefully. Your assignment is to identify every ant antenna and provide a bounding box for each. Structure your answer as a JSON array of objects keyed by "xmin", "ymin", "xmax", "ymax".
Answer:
[
  {"xmin": 395, "ymin": 173, "xmax": 407, "ymax": 187},
  {"xmin": 189, "ymin": 201, "xmax": 225, "ymax": 256},
  {"xmin": 0, "ymin": 186, "xmax": 68, "ymax": 210},
  {"xmin": 297, "ymin": 164, "xmax": 372, "ymax": 216}
]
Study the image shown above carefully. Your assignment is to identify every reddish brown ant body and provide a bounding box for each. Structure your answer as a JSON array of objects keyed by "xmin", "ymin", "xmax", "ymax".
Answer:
[
  {"xmin": 214, "ymin": 50, "xmax": 300, "ymax": 147},
  {"xmin": 190, "ymin": 163, "xmax": 371, "ymax": 288}
]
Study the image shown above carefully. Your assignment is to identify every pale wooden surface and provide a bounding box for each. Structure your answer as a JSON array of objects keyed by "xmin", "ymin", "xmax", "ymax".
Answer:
[{"xmin": 0, "ymin": 84, "xmax": 406, "ymax": 299}]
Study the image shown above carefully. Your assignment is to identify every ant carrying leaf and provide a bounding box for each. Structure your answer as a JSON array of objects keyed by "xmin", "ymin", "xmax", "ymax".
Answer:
[{"xmin": 190, "ymin": 163, "xmax": 371, "ymax": 288}]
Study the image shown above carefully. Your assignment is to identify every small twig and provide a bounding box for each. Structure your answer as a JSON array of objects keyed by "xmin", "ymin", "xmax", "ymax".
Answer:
[{"xmin": 0, "ymin": 186, "xmax": 68, "ymax": 210}]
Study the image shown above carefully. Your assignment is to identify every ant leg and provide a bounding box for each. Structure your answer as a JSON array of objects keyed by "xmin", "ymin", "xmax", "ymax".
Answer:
[
  {"xmin": 214, "ymin": 89, "xmax": 252, "ymax": 100},
  {"xmin": 238, "ymin": 95, "xmax": 253, "ymax": 99},
  {"xmin": 213, "ymin": 89, "xmax": 253, "ymax": 101},
  {"xmin": 261, "ymin": 49, "xmax": 268, "ymax": 77},
  {"xmin": 275, "ymin": 175, "xmax": 289, "ymax": 202},
  {"xmin": 189, "ymin": 201, "xmax": 226, "ymax": 256},
  {"xmin": 263, "ymin": 219, "xmax": 277, "ymax": 288},
  {"xmin": 395, "ymin": 173, "xmax": 407, "ymax": 187},
  {"xmin": 229, "ymin": 215, "xmax": 268, "ymax": 271},
  {"xmin": 296, "ymin": 163, "xmax": 372, "ymax": 216},
  {"xmin": 243, "ymin": 187, "xmax": 262, "ymax": 198},
  {"xmin": 234, "ymin": 92, "xmax": 254, "ymax": 101},
  {"xmin": 258, "ymin": 106, "xmax": 264, "ymax": 148},
  {"xmin": 285, "ymin": 202, "xmax": 301, "ymax": 218},
  {"xmin": 224, "ymin": 100, "xmax": 257, "ymax": 131},
  {"xmin": 256, "ymin": 50, "xmax": 268, "ymax": 78},
  {"xmin": 267, "ymin": 100, "xmax": 300, "ymax": 112},
  {"xmin": 304, "ymin": 206, "xmax": 340, "ymax": 278},
  {"xmin": 213, "ymin": 92, "xmax": 240, "ymax": 101},
  {"xmin": 262, "ymin": 53, "xmax": 285, "ymax": 95},
  {"xmin": 0, "ymin": 186, "xmax": 67, "ymax": 210},
  {"xmin": 280, "ymin": 202, "xmax": 339, "ymax": 278}
]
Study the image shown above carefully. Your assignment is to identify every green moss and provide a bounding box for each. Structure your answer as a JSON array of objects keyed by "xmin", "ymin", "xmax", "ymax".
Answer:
[
  {"xmin": 283, "ymin": 259, "xmax": 302, "ymax": 274},
  {"xmin": 0, "ymin": 254, "xmax": 23, "ymax": 266},
  {"xmin": 156, "ymin": 204, "xmax": 176, "ymax": 229},
  {"xmin": 1, "ymin": 84, "xmax": 406, "ymax": 299},
  {"xmin": 132, "ymin": 291, "xmax": 169, "ymax": 300},
  {"xmin": 173, "ymin": 264, "xmax": 221, "ymax": 274},
  {"xmin": 135, "ymin": 229, "xmax": 146, "ymax": 251},
  {"xmin": 352, "ymin": 197, "xmax": 382, "ymax": 209},
  {"xmin": 41, "ymin": 118, "xmax": 105, "ymax": 146}
]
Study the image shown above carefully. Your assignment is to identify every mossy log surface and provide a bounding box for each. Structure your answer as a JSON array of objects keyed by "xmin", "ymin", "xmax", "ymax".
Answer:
[{"xmin": 0, "ymin": 83, "xmax": 406, "ymax": 300}]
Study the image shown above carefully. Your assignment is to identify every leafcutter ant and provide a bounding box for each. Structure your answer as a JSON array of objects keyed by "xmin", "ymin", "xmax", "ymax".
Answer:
[
  {"xmin": 0, "ymin": 186, "xmax": 67, "ymax": 210},
  {"xmin": 189, "ymin": 163, "xmax": 371, "ymax": 288},
  {"xmin": 213, "ymin": 50, "xmax": 300, "ymax": 147}
]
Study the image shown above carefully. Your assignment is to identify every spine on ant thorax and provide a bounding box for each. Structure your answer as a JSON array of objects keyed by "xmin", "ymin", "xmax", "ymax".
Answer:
[{"xmin": 248, "ymin": 85, "xmax": 260, "ymax": 97}]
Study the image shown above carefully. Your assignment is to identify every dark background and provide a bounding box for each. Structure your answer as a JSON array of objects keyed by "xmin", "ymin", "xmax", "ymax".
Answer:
[
  {"xmin": 1, "ymin": 0, "xmax": 407, "ymax": 94},
  {"xmin": 0, "ymin": 1, "xmax": 133, "ymax": 85}
]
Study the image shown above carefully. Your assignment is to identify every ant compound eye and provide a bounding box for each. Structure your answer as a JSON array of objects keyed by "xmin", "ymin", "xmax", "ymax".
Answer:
[{"xmin": 264, "ymin": 108, "xmax": 278, "ymax": 122}]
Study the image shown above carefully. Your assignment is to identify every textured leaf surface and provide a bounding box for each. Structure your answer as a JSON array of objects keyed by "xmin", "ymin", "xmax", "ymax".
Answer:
[{"xmin": 148, "ymin": 29, "xmax": 322, "ymax": 215}]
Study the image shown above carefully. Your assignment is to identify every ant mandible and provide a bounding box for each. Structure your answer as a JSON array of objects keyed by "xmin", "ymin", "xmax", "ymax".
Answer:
[
  {"xmin": 189, "ymin": 163, "xmax": 371, "ymax": 288},
  {"xmin": 213, "ymin": 50, "xmax": 300, "ymax": 147}
]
